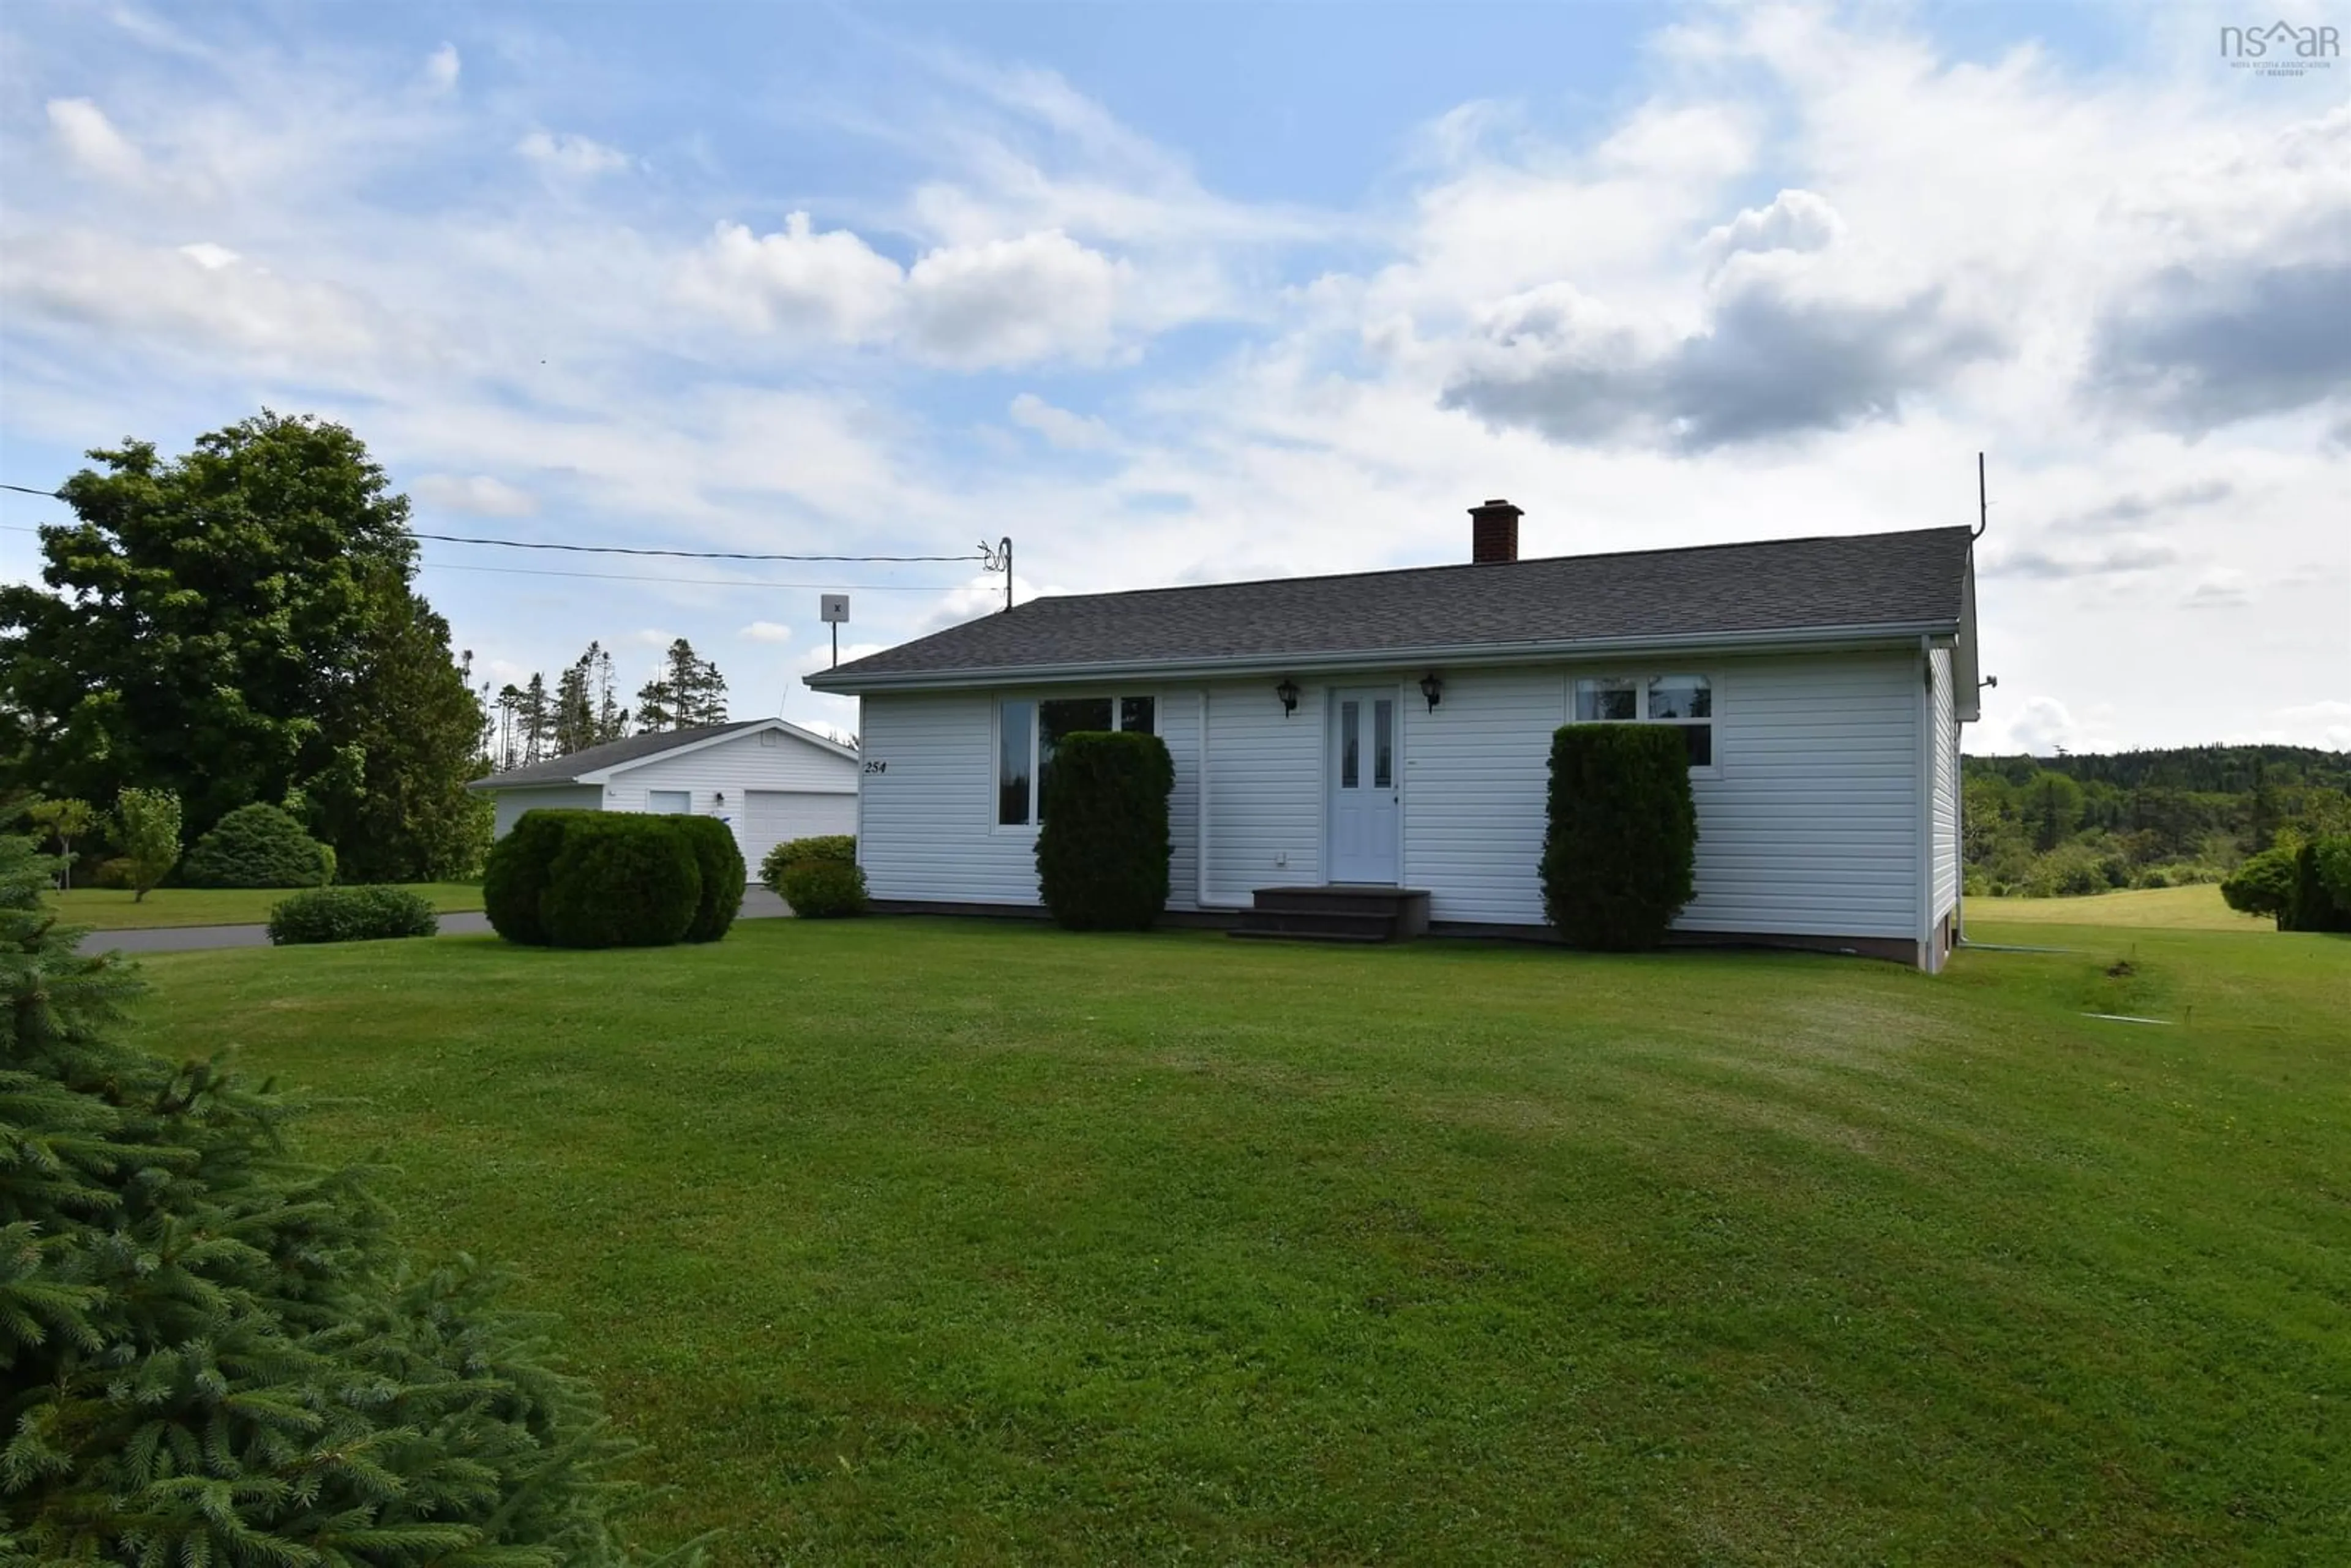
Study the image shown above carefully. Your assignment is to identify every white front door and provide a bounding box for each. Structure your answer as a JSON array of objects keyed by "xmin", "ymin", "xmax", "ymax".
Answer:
[{"xmin": 1328, "ymin": 687, "xmax": 1400, "ymax": 883}]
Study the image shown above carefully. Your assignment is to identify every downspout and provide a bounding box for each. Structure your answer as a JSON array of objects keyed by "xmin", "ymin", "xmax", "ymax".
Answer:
[
  {"xmin": 1195, "ymin": 688, "xmax": 1214, "ymax": 910},
  {"xmin": 1916, "ymin": 635, "xmax": 1936, "ymax": 972},
  {"xmin": 1951, "ymin": 715, "xmax": 1965, "ymax": 947}
]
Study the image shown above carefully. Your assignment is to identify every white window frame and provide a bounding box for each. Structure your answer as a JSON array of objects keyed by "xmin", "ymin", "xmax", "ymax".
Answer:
[
  {"xmin": 1569, "ymin": 672, "xmax": 1720, "ymax": 778},
  {"xmin": 994, "ymin": 693, "xmax": 1158, "ymax": 831},
  {"xmin": 646, "ymin": 788, "xmax": 692, "ymax": 814}
]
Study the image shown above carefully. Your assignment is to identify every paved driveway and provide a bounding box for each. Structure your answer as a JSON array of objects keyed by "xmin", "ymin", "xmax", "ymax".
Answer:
[{"xmin": 78, "ymin": 888, "xmax": 791, "ymax": 956}]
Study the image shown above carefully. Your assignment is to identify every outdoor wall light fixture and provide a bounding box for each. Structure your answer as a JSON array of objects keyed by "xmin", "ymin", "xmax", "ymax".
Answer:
[
  {"xmin": 714, "ymin": 791, "xmax": 726, "ymax": 806},
  {"xmin": 1419, "ymin": 672, "xmax": 1444, "ymax": 712},
  {"xmin": 1276, "ymin": 678, "xmax": 1300, "ymax": 716}
]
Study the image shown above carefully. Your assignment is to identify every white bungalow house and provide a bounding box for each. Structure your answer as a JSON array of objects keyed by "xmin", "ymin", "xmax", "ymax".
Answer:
[
  {"xmin": 804, "ymin": 502, "xmax": 1979, "ymax": 970},
  {"xmin": 468, "ymin": 717, "xmax": 860, "ymax": 871}
]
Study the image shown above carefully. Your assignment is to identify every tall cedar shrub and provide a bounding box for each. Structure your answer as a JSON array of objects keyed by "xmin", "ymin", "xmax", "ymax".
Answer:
[
  {"xmin": 539, "ymin": 815, "xmax": 702, "ymax": 948},
  {"xmin": 482, "ymin": 808, "xmax": 599, "ymax": 945},
  {"xmin": 267, "ymin": 883, "xmax": 440, "ymax": 945},
  {"xmin": 1541, "ymin": 724, "xmax": 1698, "ymax": 950},
  {"xmin": 669, "ymin": 814, "xmax": 748, "ymax": 942},
  {"xmin": 1035, "ymin": 730, "xmax": 1175, "ymax": 931},
  {"xmin": 0, "ymin": 835, "xmax": 683, "ymax": 1562},
  {"xmin": 760, "ymin": 833, "xmax": 855, "ymax": 895},
  {"xmin": 180, "ymin": 800, "xmax": 335, "ymax": 888}
]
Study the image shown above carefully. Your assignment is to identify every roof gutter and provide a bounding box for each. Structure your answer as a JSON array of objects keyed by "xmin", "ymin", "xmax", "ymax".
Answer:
[{"xmin": 806, "ymin": 619, "xmax": 1962, "ymax": 696}]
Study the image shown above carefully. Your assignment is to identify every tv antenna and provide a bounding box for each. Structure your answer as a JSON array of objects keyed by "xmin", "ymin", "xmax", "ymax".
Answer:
[{"xmin": 980, "ymin": 536, "xmax": 1014, "ymax": 612}]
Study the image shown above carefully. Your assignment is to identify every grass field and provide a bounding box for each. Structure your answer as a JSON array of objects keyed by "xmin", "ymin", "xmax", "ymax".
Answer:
[
  {"xmin": 49, "ymin": 882, "xmax": 483, "ymax": 929},
  {"xmin": 124, "ymin": 914, "xmax": 2346, "ymax": 1564},
  {"xmin": 1968, "ymin": 881, "xmax": 2267, "ymax": 932}
]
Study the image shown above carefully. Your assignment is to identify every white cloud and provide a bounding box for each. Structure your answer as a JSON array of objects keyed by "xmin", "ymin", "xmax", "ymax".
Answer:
[
  {"xmin": 680, "ymin": 216, "xmax": 1136, "ymax": 367},
  {"xmin": 46, "ymin": 99, "xmax": 146, "ymax": 186},
  {"xmin": 626, "ymin": 628, "xmax": 682, "ymax": 648},
  {"xmin": 2006, "ymin": 697, "xmax": 2076, "ymax": 756},
  {"xmin": 412, "ymin": 473, "xmax": 538, "ymax": 517},
  {"xmin": 2270, "ymin": 700, "xmax": 2351, "ymax": 750},
  {"xmin": 738, "ymin": 620, "xmax": 794, "ymax": 643},
  {"xmin": 1009, "ymin": 392, "xmax": 1112, "ymax": 449},
  {"xmin": 178, "ymin": 241, "xmax": 239, "ymax": 270},
  {"xmin": 517, "ymin": 130, "xmax": 629, "ymax": 178},
  {"xmin": 425, "ymin": 43, "xmax": 461, "ymax": 92},
  {"xmin": 677, "ymin": 214, "xmax": 905, "ymax": 342}
]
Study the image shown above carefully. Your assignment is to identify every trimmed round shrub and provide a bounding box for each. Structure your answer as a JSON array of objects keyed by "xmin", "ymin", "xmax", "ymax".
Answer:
[
  {"xmin": 760, "ymin": 833, "xmax": 856, "ymax": 895},
  {"xmin": 780, "ymin": 857, "xmax": 868, "ymax": 918},
  {"xmin": 670, "ymin": 814, "xmax": 748, "ymax": 942},
  {"xmin": 540, "ymin": 815, "xmax": 701, "ymax": 948},
  {"xmin": 1541, "ymin": 724, "xmax": 1697, "ymax": 950},
  {"xmin": 267, "ymin": 885, "xmax": 440, "ymax": 945},
  {"xmin": 1035, "ymin": 730, "xmax": 1175, "ymax": 931},
  {"xmin": 181, "ymin": 802, "xmax": 334, "ymax": 888},
  {"xmin": 481, "ymin": 808, "xmax": 598, "ymax": 945}
]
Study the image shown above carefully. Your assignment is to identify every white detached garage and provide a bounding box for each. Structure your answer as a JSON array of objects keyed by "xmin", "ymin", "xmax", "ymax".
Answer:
[{"xmin": 469, "ymin": 718, "xmax": 860, "ymax": 869}]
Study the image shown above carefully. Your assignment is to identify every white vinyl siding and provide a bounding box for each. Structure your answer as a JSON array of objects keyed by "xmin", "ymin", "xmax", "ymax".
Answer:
[
  {"xmin": 605, "ymin": 729, "xmax": 855, "ymax": 812},
  {"xmin": 1929, "ymin": 645, "xmax": 1960, "ymax": 928},
  {"xmin": 1401, "ymin": 666, "xmax": 1560, "ymax": 926},
  {"xmin": 1199, "ymin": 680, "xmax": 1325, "ymax": 906},
  {"xmin": 860, "ymin": 689, "xmax": 1201, "ymax": 909},
  {"xmin": 743, "ymin": 789, "xmax": 859, "ymax": 869},
  {"xmin": 489, "ymin": 784, "xmax": 604, "ymax": 839},
  {"xmin": 853, "ymin": 650, "xmax": 1929, "ymax": 956},
  {"xmin": 1675, "ymin": 653, "xmax": 1921, "ymax": 939}
]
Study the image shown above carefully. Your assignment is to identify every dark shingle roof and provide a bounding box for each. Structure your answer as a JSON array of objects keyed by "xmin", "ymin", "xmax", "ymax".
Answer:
[
  {"xmin": 811, "ymin": 526, "xmax": 1974, "ymax": 689},
  {"xmin": 469, "ymin": 720, "xmax": 767, "ymax": 789}
]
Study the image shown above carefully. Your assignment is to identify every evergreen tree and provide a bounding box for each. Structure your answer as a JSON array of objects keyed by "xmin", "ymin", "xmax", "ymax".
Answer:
[
  {"xmin": 520, "ymin": 673, "xmax": 553, "ymax": 763},
  {"xmin": 634, "ymin": 674, "xmax": 676, "ymax": 733},
  {"xmin": 0, "ymin": 833, "xmax": 693, "ymax": 1562},
  {"xmin": 555, "ymin": 658, "xmax": 598, "ymax": 758}
]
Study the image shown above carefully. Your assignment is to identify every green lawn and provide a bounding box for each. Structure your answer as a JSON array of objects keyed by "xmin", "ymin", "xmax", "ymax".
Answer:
[
  {"xmin": 1968, "ymin": 881, "xmax": 2267, "ymax": 932},
  {"xmin": 126, "ymin": 917, "xmax": 2347, "ymax": 1564},
  {"xmin": 49, "ymin": 882, "xmax": 482, "ymax": 929}
]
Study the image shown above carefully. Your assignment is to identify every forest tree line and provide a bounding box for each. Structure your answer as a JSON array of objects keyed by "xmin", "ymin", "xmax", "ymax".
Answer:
[
  {"xmin": 1963, "ymin": 745, "xmax": 2351, "ymax": 897},
  {"xmin": 485, "ymin": 637, "xmax": 730, "ymax": 770}
]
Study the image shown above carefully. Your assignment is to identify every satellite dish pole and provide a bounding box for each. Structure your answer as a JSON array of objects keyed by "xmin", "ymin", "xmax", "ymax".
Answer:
[
  {"xmin": 820, "ymin": 593, "xmax": 849, "ymax": 668},
  {"xmin": 1973, "ymin": 451, "xmax": 1989, "ymax": 540}
]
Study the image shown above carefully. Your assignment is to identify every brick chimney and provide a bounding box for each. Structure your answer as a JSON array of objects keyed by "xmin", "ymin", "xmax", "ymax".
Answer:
[{"xmin": 1469, "ymin": 498, "xmax": 1522, "ymax": 564}]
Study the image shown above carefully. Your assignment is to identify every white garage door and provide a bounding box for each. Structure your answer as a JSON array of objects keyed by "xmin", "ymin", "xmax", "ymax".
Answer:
[{"xmin": 741, "ymin": 789, "xmax": 858, "ymax": 871}]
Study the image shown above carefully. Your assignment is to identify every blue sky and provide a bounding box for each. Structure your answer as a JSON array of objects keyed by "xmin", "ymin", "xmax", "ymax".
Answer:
[{"xmin": 3, "ymin": 1, "xmax": 2345, "ymax": 749}]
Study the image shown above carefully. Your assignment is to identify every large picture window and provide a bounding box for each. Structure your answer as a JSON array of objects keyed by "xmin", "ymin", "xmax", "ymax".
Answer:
[
  {"xmin": 1572, "ymin": 673, "xmax": 1713, "ymax": 769},
  {"xmin": 997, "ymin": 694, "xmax": 1158, "ymax": 826}
]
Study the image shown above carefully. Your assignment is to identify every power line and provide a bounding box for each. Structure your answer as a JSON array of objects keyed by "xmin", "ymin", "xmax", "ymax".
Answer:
[
  {"xmin": 419, "ymin": 558, "xmax": 959, "ymax": 591},
  {"xmin": 413, "ymin": 533, "xmax": 983, "ymax": 564},
  {"xmin": 0, "ymin": 484, "xmax": 61, "ymax": 499}
]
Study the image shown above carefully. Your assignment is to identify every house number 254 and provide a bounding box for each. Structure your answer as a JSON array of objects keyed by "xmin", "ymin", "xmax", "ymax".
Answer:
[{"xmin": 862, "ymin": 759, "xmax": 888, "ymax": 775}]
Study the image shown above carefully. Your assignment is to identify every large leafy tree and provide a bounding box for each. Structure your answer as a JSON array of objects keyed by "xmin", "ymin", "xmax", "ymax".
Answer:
[{"xmin": 0, "ymin": 412, "xmax": 486, "ymax": 879}]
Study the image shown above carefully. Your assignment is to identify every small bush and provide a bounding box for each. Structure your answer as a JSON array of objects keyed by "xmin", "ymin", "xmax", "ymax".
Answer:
[
  {"xmin": 481, "ymin": 809, "xmax": 598, "ymax": 945},
  {"xmin": 780, "ymin": 857, "xmax": 868, "ymax": 918},
  {"xmin": 670, "ymin": 814, "xmax": 748, "ymax": 942},
  {"xmin": 761, "ymin": 833, "xmax": 856, "ymax": 895},
  {"xmin": 1034, "ymin": 731, "xmax": 1174, "ymax": 931},
  {"xmin": 541, "ymin": 816, "xmax": 701, "ymax": 948},
  {"xmin": 1541, "ymin": 724, "xmax": 1697, "ymax": 950},
  {"xmin": 182, "ymin": 802, "xmax": 334, "ymax": 888},
  {"xmin": 92, "ymin": 856, "xmax": 138, "ymax": 889},
  {"xmin": 267, "ymin": 885, "xmax": 440, "ymax": 945},
  {"xmin": 2290, "ymin": 835, "xmax": 2351, "ymax": 933}
]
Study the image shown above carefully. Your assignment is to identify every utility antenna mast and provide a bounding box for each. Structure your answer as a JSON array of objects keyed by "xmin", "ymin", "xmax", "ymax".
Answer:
[
  {"xmin": 1973, "ymin": 451, "xmax": 1989, "ymax": 539},
  {"xmin": 980, "ymin": 536, "xmax": 1014, "ymax": 612}
]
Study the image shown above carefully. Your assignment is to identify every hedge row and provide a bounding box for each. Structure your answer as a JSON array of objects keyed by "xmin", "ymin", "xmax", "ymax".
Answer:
[
  {"xmin": 482, "ymin": 809, "xmax": 745, "ymax": 948},
  {"xmin": 267, "ymin": 885, "xmax": 440, "ymax": 945}
]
